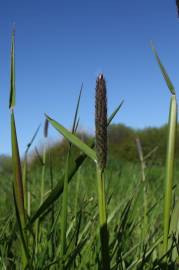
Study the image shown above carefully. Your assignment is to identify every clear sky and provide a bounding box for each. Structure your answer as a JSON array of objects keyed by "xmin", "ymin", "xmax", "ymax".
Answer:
[{"xmin": 0, "ymin": 0, "xmax": 179, "ymax": 155}]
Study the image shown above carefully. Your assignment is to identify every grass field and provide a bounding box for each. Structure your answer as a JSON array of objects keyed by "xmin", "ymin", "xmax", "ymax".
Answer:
[
  {"xmin": 0, "ymin": 155, "xmax": 179, "ymax": 269},
  {"xmin": 0, "ymin": 32, "xmax": 178, "ymax": 269}
]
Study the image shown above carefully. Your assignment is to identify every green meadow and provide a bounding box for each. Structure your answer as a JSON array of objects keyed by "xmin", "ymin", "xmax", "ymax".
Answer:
[{"xmin": 0, "ymin": 32, "xmax": 178, "ymax": 270}]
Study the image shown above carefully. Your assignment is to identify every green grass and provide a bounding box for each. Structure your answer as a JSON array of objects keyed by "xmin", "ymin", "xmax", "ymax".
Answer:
[
  {"xmin": 1, "ymin": 157, "xmax": 178, "ymax": 269},
  {"xmin": 0, "ymin": 31, "xmax": 178, "ymax": 269}
]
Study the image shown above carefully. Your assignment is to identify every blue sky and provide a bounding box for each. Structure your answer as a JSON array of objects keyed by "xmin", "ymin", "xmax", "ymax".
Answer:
[{"xmin": 0, "ymin": 0, "xmax": 179, "ymax": 155}]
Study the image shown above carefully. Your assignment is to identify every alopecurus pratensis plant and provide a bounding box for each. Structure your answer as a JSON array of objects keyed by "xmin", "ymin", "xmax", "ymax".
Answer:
[{"xmin": 95, "ymin": 74, "xmax": 110, "ymax": 270}]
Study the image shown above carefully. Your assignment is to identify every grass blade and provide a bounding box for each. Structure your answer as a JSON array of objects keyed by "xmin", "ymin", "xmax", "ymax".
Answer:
[
  {"xmin": 151, "ymin": 43, "xmax": 175, "ymax": 95},
  {"xmin": 11, "ymin": 111, "xmax": 28, "ymax": 267},
  {"xmin": 25, "ymin": 124, "xmax": 41, "ymax": 153},
  {"xmin": 46, "ymin": 114, "xmax": 97, "ymax": 162},
  {"xmin": 72, "ymin": 83, "xmax": 83, "ymax": 133},
  {"xmin": 23, "ymin": 124, "xmax": 41, "ymax": 215},
  {"xmin": 57, "ymin": 85, "xmax": 83, "ymax": 266},
  {"xmin": 108, "ymin": 100, "xmax": 124, "ymax": 125},
  {"xmin": 163, "ymin": 94, "xmax": 177, "ymax": 257},
  {"xmin": 11, "ymin": 112, "xmax": 25, "ymax": 223},
  {"xmin": 29, "ymin": 103, "xmax": 123, "ymax": 225},
  {"xmin": 9, "ymin": 29, "xmax": 16, "ymax": 109},
  {"xmin": 152, "ymin": 45, "xmax": 177, "ymax": 258}
]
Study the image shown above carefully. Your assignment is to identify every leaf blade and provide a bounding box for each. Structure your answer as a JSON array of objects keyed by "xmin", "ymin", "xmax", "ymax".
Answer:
[
  {"xmin": 151, "ymin": 43, "xmax": 176, "ymax": 95},
  {"xmin": 28, "ymin": 102, "xmax": 123, "ymax": 225},
  {"xmin": 9, "ymin": 29, "xmax": 16, "ymax": 109},
  {"xmin": 46, "ymin": 114, "xmax": 97, "ymax": 162}
]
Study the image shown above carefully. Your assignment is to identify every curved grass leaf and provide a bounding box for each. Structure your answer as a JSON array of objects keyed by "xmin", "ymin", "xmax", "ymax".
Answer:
[
  {"xmin": 46, "ymin": 114, "xmax": 97, "ymax": 162},
  {"xmin": 28, "ymin": 102, "xmax": 124, "ymax": 225},
  {"xmin": 151, "ymin": 43, "xmax": 177, "ymax": 257},
  {"xmin": 151, "ymin": 43, "xmax": 175, "ymax": 95}
]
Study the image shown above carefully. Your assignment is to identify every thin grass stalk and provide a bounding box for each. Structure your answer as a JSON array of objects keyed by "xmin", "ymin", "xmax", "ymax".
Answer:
[
  {"xmin": 40, "ymin": 119, "xmax": 48, "ymax": 204},
  {"xmin": 59, "ymin": 150, "xmax": 70, "ymax": 267},
  {"xmin": 35, "ymin": 121, "xmax": 48, "ymax": 257},
  {"xmin": 49, "ymin": 151, "xmax": 55, "ymax": 259},
  {"xmin": 40, "ymin": 144, "xmax": 47, "ymax": 204},
  {"xmin": 74, "ymin": 167, "xmax": 81, "ymax": 221},
  {"xmin": 23, "ymin": 125, "xmax": 40, "ymax": 217},
  {"xmin": 136, "ymin": 137, "xmax": 148, "ymax": 236},
  {"xmin": 56, "ymin": 87, "xmax": 82, "ymax": 265},
  {"xmin": 40, "ymin": 119, "xmax": 49, "ymax": 204},
  {"xmin": 163, "ymin": 94, "xmax": 177, "ymax": 257},
  {"xmin": 22, "ymin": 155, "xmax": 28, "ymax": 214},
  {"xmin": 96, "ymin": 167, "xmax": 110, "ymax": 269}
]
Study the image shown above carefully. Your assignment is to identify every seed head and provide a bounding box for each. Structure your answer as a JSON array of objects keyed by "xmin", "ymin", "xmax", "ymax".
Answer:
[{"xmin": 95, "ymin": 74, "xmax": 107, "ymax": 171}]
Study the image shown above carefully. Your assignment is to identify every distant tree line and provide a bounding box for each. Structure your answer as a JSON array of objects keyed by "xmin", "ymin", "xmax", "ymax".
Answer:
[
  {"xmin": 0, "ymin": 123, "xmax": 179, "ymax": 174},
  {"xmin": 30, "ymin": 123, "xmax": 179, "ymax": 167},
  {"xmin": 108, "ymin": 123, "xmax": 179, "ymax": 165}
]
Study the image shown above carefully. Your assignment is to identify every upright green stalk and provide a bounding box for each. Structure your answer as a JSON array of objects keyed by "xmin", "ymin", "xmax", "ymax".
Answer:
[
  {"xmin": 40, "ymin": 119, "xmax": 48, "ymax": 204},
  {"xmin": 22, "ymin": 155, "xmax": 28, "ymax": 214},
  {"xmin": 163, "ymin": 94, "xmax": 177, "ymax": 257},
  {"xmin": 23, "ymin": 125, "xmax": 40, "ymax": 216},
  {"xmin": 74, "ymin": 167, "xmax": 81, "ymax": 221},
  {"xmin": 95, "ymin": 74, "xmax": 110, "ymax": 270},
  {"xmin": 58, "ymin": 87, "xmax": 82, "ymax": 266},
  {"xmin": 136, "ymin": 137, "xmax": 148, "ymax": 236},
  {"xmin": 49, "ymin": 151, "xmax": 55, "ymax": 259},
  {"xmin": 151, "ymin": 44, "xmax": 177, "ymax": 259},
  {"xmin": 59, "ymin": 150, "xmax": 70, "ymax": 267},
  {"xmin": 35, "ymin": 120, "xmax": 48, "ymax": 256}
]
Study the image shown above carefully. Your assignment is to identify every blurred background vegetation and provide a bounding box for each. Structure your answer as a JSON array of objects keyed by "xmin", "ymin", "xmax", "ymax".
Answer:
[{"xmin": 1, "ymin": 122, "xmax": 179, "ymax": 174}]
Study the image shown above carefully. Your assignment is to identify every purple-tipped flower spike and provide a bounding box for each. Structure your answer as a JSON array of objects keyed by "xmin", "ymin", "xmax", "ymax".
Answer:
[{"xmin": 95, "ymin": 74, "xmax": 107, "ymax": 171}]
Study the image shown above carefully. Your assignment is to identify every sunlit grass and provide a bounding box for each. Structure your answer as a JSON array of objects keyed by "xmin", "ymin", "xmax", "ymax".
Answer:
[{"xmin": 0, "ymin": 31, "xmax": 178, "ymax": 269}]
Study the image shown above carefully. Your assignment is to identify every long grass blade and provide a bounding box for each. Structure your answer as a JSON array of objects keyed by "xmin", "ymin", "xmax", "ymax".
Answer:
[
  {"xmin": 57, "ymin": 86, "xmax": 83, "ymax": 266},
  {"xmin": 46, "ymin": 114, "xmax": 97, "ymax": 162},
  {"xmin": 72, "ymin": 83, "xmax": 83, "ymax": 133},
  {"xmin": 152, "ymin": 45, "xmax": 177, "ymax": 258},
  {"xmin": 9, "ymin": 29, "xmax": 16, "ymax": 109},
  {"xmin": 11, "ymin": 111, "xmax": 28, "ymax": 267},
  {"xmin": 23, "ymin": 124, "xmax": 41, "ymax": 215},
  {"xmin": 151, "ymin": 43, "xmax": 175, "ymax": 95},
  {"xmin": 29, "ymin": 103, "xmax": 124, "ymax": 225},
  {"xmin": 11, "ymin": 112, "xmax": 25, "ymax": 223},
  {"xmin": 163, "ymin": 94, "xmax": 177, "ymax": 256}
]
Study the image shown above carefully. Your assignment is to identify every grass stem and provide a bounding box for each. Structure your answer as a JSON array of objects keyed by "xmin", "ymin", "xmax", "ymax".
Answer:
[{"xmin": 96, "ymin": 167, "xmax": 110, "ymax": 270}]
